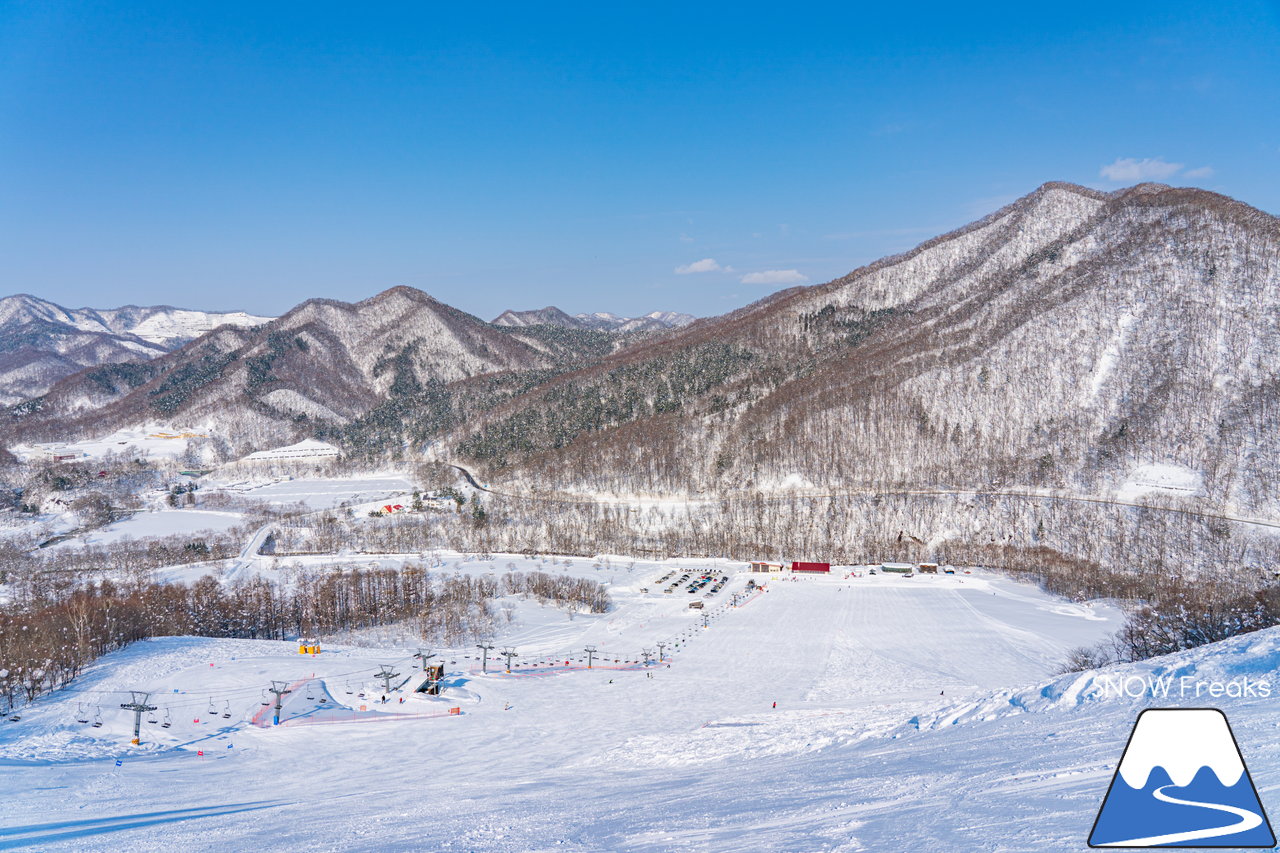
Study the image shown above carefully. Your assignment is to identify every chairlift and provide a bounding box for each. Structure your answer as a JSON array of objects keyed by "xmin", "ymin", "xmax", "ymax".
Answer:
[
  {"xmin": 305, "ymin": 685, "xmax": 314, "ymax": 701},
  {"xmin": 207, "ymin": 697, "xmax": 216, "ymax": 716},
  {"xmin": 221, "ymin": 700, "xmax": 231, "ymax": 719},
  {"xmin": 161, "ymin": 709, "xmax": 172, "ymax": 729},
  {"xmin": 344, "ymin": 682, "xmax": 353, "ymax": 695},
  {"xmin": 92, "ymin": 707, "xmax": 103, "ymax": 728},
  {"xmin": 76, "ymin": 702, "xmax": 89, "ymax": 724},
  {"xmin": 260, "ymin": 690, "xmax": 270, "ymax": 706},
  {"xmin": 147, "ymin": 708, "xmax": 158, "ymax": 724}
]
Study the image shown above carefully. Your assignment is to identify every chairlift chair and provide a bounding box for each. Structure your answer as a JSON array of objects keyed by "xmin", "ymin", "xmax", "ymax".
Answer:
[
  {"xmin": 207, "ymin": 697, "xmax": 216, "ymax": 716},
  {"xmin": 92, "ymin": 707, "xmax": 103, "ymax": 728},
  {"xmin": 260, "ymin": 690, "xmax": 270, "ymax": 706},
  {"xmin": 161, "ymin": 709, "xmax": 172, "ymax": 729},
  {"xmin": 76, "ymin": 703, "xmax": 89, "ymax": 724},
  {"xmin": 221, "ymin": 701, "xmax": 231, "ymax": 719}
]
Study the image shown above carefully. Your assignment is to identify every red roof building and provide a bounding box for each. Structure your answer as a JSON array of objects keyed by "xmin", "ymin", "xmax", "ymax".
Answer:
[{"xmin": 791, "ymin": 561, "xmax": 831, "ymax": 572}]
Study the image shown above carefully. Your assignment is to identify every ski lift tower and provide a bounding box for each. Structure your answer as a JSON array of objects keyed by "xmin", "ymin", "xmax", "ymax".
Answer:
[{"xmin": 120, "ymin": 691, "xmax": 156, "ymax": 746}]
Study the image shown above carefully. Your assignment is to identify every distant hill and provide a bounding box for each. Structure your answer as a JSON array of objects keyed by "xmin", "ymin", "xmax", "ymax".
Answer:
[
  {"xmin": 492, "ymin": 306, "xmax": 696, "ymax": 333},
  {"xmin": 0, "ymin": 294, "xmax": 271, "ymax": 404},
  {"xmin": 8, "ymin": 286, "xmax": 615, "ymax": 457}
]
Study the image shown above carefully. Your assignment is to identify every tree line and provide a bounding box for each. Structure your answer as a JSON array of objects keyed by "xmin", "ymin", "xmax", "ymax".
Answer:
[{"xmin": 0, "ymin": 565, "xmax": 610, "ymax": 715}]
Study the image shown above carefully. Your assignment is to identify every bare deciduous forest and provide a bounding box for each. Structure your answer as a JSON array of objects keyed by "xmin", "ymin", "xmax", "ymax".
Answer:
[{"xmin": 0, "ymin": 563, "xmax": 608, "ymax": 715}]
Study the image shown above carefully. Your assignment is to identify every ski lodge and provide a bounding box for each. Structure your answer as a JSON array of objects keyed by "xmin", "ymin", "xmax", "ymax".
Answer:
[
  {"xmin": 749, "ymin": 561, "xmax": 784, "ymax": 573},
  {"xmin": 790, "ymin": 561, "xmax": 831, "ymax": 573}
]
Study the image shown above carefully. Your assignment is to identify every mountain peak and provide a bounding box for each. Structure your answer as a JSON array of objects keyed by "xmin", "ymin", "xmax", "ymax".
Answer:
[
  {"xmin": 491, "ymin": 306, "xmax": 580, "ymax": 328},
  {"xmin": 361, "ymin": 285, "xmax": 440, "ymax": 307}
]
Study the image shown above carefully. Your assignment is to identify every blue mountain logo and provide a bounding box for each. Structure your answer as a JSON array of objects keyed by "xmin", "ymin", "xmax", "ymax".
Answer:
[{"xmin": 1090, "ymin": 708, "xmax": 1275, "ymax": 848}]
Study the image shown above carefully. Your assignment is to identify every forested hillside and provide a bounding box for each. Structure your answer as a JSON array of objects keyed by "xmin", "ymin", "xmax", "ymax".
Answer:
[{"xmin": 441, "ymin": 182, "xmax": 1280, "ymax": 523}]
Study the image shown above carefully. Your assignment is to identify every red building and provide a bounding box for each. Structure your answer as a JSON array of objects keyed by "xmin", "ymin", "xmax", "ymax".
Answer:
[{"xmin": 790, "ymin": 561, "xmax": 831, "ymax": 572}]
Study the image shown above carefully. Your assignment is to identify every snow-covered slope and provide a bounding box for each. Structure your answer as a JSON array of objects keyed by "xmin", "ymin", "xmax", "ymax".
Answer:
[
  {"xmin": 0, "ymin": 562, "xmax": 1179, "ymax": 852},
  {"xmin": 8, "ymin": 558, "xmax": 1280, "ymax": 851},
  {"xmin": 110, "ymin": 307, "xmax": 273, "ymax": 345}
]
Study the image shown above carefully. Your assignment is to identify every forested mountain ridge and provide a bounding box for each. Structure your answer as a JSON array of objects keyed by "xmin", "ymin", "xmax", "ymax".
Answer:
[
  {"xmin": 5, "ymin": 286, "xmax": 616, "ymax": 453},
  {"xmin": 9, "ymin": 181, "xmax": 1279, "ymax": 532},
  {"xmin": 440, "ymin": 182, "xmax": 1280, "ymax": 521}
]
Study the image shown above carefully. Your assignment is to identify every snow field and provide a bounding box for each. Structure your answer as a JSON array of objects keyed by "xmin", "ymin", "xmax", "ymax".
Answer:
[
  {"xmin": 9, "ymin": 426, "xmax": 208, "ymax": 463},
  {"xmin": 55, "ymin": 510, "xmax": 246, "ymax": 550},
  {"xmin": 0, "ymin": 564, "xmax": 1147, "ymax": 852},
  {"xmin": 202, "ymin": 474, "xmax": 416, "ymax": 510}
]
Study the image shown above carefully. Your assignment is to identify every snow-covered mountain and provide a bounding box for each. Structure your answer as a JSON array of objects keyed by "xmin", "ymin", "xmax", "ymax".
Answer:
[
  {"xmin": 456, "ymin": 183, "xmax": 1280, "ymax": 511},
  {"xmin": 0, "ymin": 294, "xmax": 271, "ymax": 404},
  {"xmin": 12, "ymin": 181, "xmax": 1280, "ymax": 578},
  {"xmin": 0, "ymin": 294, "xmax": 271, "ymax": 347},
  {"xmin": 8, "ymin": 287, "xmax": 613, "ymax": 454},
  {"xmin": 492, "ymin": 306, "xmax": 696, "ymax": 333},
  {"xmin": 423, "ymin": 182, "xmax": 1280, "ymax": 578}
]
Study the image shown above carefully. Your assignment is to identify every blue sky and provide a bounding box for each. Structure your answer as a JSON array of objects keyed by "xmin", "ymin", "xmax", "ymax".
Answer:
[{"xmin": 1, "ymin": 1, "xmax": 1277, "ymax": 321}]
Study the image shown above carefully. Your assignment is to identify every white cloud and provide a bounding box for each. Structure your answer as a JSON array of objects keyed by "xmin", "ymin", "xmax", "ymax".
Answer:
[
  {"xmin": 740, "ymin": 269, "xmax": 808, "ymax": 285},
  {"xmin": 1099, "ymin": 157, "xmax": 1184, "ymax": 182},
  {"xmin": 1183, "ymin": 165, "xmax": 1215, "ymax": 178},
  {"xmin": 675, "ymin": 258, "xmax": 731, "ymax": 274}
]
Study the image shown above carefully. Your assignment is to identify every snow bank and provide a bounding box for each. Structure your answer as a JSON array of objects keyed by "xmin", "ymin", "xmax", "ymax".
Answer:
[{"xmin": 908, "ymin": 626, "xmax": 1280, "ymax": 732}]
